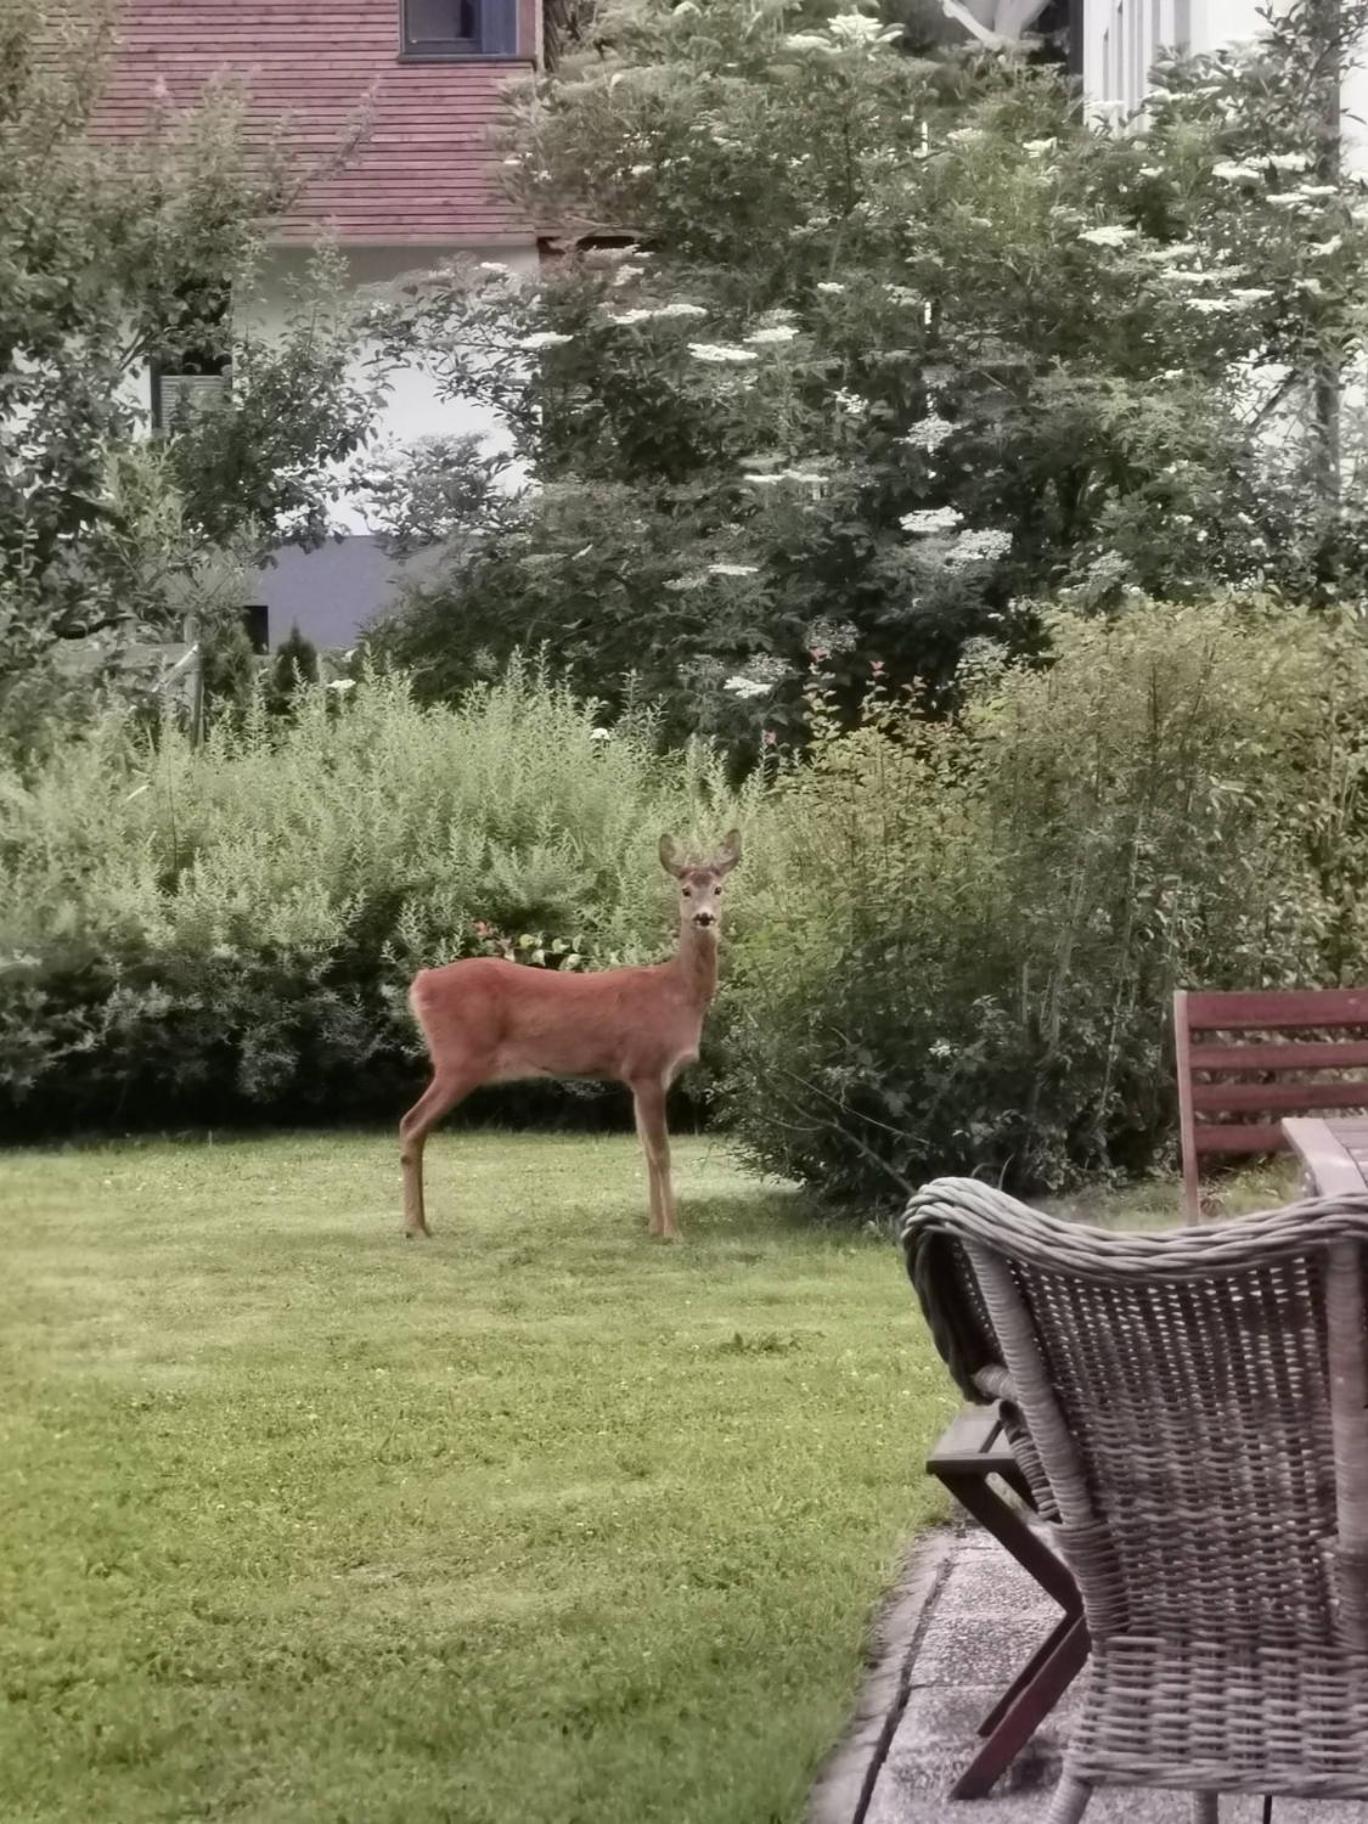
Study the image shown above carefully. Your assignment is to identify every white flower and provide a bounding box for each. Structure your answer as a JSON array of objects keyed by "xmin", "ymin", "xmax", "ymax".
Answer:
[
  {"xmin": 901, "ymin": 506, "xmax": 962, "ymax": 535},
  {"xmin": 1229, "ymin": 287, "xmax": 1274, "ymax": 303},
  {"xmin": 1212, "ymin": 160, "xmax": 1261, "ymax": 181},
  {"xmin": 902, "ymin": 414, "xmax": 954, "ymax": 453},
  {"xmin": 828, "ymin": 10, "xmax": 884, "ymax": 42},
  {"xmin": 943, "ymin": 528, "xmax": 1012, "ymax": 568},
  {"xmin": 746, "ymin": 325, "xmax": 799, "ymax": 344},
  {"xmin": 590, "ymin": 727, "xmax": 611, "ymax": 741},
  {"xmin": 1189, "ymin": 298, "xmax": 1236, "ymax": 314},
  {"xmin": 519, "ymin": 330, "xmax": 572, "ymax": 349},
  {"xmin": 1311, "ymin": 235, "xmax": 1344, "ymax": 256},
  {"xmin": 743, "ymin": 473, "xmax": 785, "ymax": 487},
  {"xmin": 327, "ymin": 678, "xmax": 357, "ymax": 693},
  {"xmin": 724, "ymin": 675, "xmax": 771, "ymax": 699},
  {"xmin": 1143, "ymin": 242, "xmax": 1198, "ymax": 263},
  {"xmin": 930, "ymin": 1039, "xmax": 954, "ymax": 1059},
  {"xmin": 784, "ymin": 31, "xmax": 836, "ymax": 50},
  {"xmin": 709, "ymin": 562, "xmax": 760, "ymax": 576},
  {"xmin": 1269, "ymin": 151, "xmax": 1312, "ymax": 172},
  {"xmin": 784, "ymin": 470, "xmax": 828, "ymax": 485},
  {"xmin": 608, "ymin": 309, "xmax": 654, "ymax": 325},
  {"xmin": 1079, "ymin": 225, "xmax": 1138, "ymax": 247},
  {"xmin": 947, "ymin": 128, "xmax": 984, "ymax": 145},
  {"xmin": 689, "ymin": 342, "xmax": 757, "ymax": 364},
  {"xmin": 1023, "ymin": 138, "xmax": 1057, "ymax": 156},
  {"xmin": 816, "ymin": 281, "xmax": 846, "ymax": 294},
  {"xmin": 833, "ymin": 388, "xmax": 868, "ymax": 416},
  {"xmin": 1267, "ymin": 192, "xmax": 1310, "ymax": 209},
  {"xmin": 1293, "ymin": 184, "xmax": 1337, "ymax": 199},
  {"xmin": 630, "ymin": 164, "xmax": 652, "ymax": 176},
  {"xmin": 479, "ymin": 261, "xmax": 511, "ymax": 274},
  {"xmin": 653, "ymin": 302, "xmax": 708, "ymax": 319}
]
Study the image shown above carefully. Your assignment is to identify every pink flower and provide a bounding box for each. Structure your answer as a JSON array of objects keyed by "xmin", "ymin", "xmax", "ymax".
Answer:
[
  {"xmin": 473, "ymin": 920, "xmax": 491, "ymax": 937},
  {"xmin": 810, "ymin": 646, "xmax": 829, "ymax": 662},
  {"xmin": 762, "ymin": 729, "xmax": 777, "ymax": 747},
  {"xmin": 870, "ymin": 659, "xmax": 886, "ymax": 674}
]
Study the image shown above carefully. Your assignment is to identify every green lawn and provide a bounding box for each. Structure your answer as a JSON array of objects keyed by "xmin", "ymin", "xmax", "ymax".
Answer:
[{"xmin": 0, "ymin": 1131, "xmax": 951, "ymax": 1824}]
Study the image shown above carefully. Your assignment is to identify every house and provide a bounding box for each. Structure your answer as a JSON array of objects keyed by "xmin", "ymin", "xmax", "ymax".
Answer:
[
  {"xmin": 96, "ymin": 0, "xmax": 544, "ymax": 651},
  {"xmin": 1077, "ymin": 0, "xmax": 1368, "ymax": 162}
]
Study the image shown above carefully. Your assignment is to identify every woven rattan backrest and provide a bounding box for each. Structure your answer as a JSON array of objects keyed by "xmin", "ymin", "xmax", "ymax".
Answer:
[{"xmin": 903, "ymin": 1180, "xmax": 1368, "ymax": 1652}]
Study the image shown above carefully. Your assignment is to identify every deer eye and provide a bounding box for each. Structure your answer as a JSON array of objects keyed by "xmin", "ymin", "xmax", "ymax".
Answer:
[
  {"xmin": 714, "ymin": 885, "xmax": 722, "ymax": 895},
  {"xmin": 682, "ymin": 887, "xmax": 692, "ymax": 897}
]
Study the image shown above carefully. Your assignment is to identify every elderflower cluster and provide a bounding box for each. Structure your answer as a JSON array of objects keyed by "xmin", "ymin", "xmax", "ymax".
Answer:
[
  {"xmin": 689, "ymin": 342, "xmax": 757, "ymax": 364},
  {"xmin": 724, "ymin": 674, "xmax": 772, "ymax": 700},
  {"xmin": 902, "ymin": 414, "xmax": 955, "ymax": 453},
  {"xmin": 1079, "ymin": 225, "xmax": 1138, "ymax": 248},
  {"xmin": 900, "ymin": 505, "xmax": 963, "ymax": 536},
  {"xmin": 943, "ymin": 528, "xmax": 1013, "ymax": 569}
]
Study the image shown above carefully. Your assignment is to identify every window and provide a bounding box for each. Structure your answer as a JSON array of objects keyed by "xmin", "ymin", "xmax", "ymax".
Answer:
[
  {"xmin": 400, "ymin": 0, "xmax": 518, "ymax": 57},
  {"xmin": 151, "ymin": 280, "xmax": 231, "ymax": 434},
  {"xmin": 242, "ymin": 604, "xmax": 270, "ymax": 655}
]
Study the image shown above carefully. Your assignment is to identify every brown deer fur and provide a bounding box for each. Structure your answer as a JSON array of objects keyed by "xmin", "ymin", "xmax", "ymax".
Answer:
[{"xmin": 400, "ymin": 831, "xmax": 742, "ymax": 1240}]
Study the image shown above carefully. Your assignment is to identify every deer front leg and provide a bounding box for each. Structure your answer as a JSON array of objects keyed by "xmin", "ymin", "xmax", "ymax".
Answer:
[
  {"xmin": 399, "ymin": 1071, "xmax": 473, "ymax": 1238},
  {"xmin": 631, "ymin": 1079, "xmax": 677, "ymax": 1240}
]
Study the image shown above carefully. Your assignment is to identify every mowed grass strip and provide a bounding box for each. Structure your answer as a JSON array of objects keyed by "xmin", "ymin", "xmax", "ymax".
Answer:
[{"xmin": 0, "ymin": 1132, "xmax": 949, "ymax": 1824}]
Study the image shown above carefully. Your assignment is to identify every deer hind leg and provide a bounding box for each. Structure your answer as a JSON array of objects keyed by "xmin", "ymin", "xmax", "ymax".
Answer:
[
  {"xmin": 399, "ymin": 1071, "xmax": 473, "ymax": 1239},
  {"xmin": 631, "ymin": 1079, "xmax": 677, "ymax": 1240}
]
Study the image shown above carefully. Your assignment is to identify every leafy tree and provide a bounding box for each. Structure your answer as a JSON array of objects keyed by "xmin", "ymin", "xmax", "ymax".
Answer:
[
  {"xmin": 266, "ymin": 623, "xmax": 320, "ymax": 715},
  {"xmin": 0, "ymin": 0, "xmax": 384, "ymax": 729},
  {"xmin": 370, "ymin": 0, "xmax": 1368, "ymax": 748}
]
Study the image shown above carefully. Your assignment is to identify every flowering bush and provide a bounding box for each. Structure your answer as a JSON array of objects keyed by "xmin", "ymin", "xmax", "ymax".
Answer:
[
  {"xmin": 717, "ymin": 599, "xmax": 1368, "ymax": 1205},
  {"xmin": 367, "ymin": 0, "xmax": 1368, "ymax": 751}
]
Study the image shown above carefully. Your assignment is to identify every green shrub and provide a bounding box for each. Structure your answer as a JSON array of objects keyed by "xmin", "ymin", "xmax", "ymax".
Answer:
[
  {"xmin": 0, "ymin": 661, "xmax": 758, "ymax": 1134},
  {"xmin": 717, "ymin": 601, "xmax": 1368, "ymax": 1205}
]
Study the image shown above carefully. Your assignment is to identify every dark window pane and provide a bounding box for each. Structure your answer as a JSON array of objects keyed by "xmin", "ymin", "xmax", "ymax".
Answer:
[
  {"xmin": 406, "ymin": 0, "xmax": 477, "ymax": 44},
  {"xmin": 242, "ymin": 605, "xmax": 270, "ymax": 655}
]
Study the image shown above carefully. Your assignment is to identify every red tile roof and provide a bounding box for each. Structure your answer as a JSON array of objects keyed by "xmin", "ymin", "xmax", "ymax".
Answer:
[{"xmin": 93, "ymin": 2, "xmax": 538, "ymax": 246}]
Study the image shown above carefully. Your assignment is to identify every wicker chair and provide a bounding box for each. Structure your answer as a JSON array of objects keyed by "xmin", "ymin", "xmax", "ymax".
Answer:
[{"xmin": 902, "ymin": 1177, "xmax": 1368, "ymax": 1823}]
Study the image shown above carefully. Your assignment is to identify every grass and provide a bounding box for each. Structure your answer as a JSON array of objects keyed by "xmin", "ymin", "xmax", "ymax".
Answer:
[{"xmin": 0, "ymin": 1131, "xmax": 953, "ymax": 1824}]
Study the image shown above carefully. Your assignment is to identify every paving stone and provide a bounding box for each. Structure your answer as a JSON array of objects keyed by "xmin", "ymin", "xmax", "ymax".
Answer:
[
  {"xmin": 825, "ymin": 1524, "xmax": 1368, "ymax": 1824},
  {"xmin": 911, "ymin": 1608, "xmax": 1068, "ymax": 1688}
]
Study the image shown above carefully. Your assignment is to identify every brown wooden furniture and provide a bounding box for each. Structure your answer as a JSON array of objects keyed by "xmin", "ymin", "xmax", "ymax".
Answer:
[
  {"xmin": 1175, "ymin": 987, "xmax": 1368, "ymax": 1217},
  {"xmin": 906, "ymin": 1175, "xmax": 1368, "ymax": 1824},
  {"xmin": 1284, "ymin": 1115, "xmax": 1368, "ymax": 1197},
  {"xmin": 927, "ymin": 1409, "xmax": 1087, "ymax": 1798}
]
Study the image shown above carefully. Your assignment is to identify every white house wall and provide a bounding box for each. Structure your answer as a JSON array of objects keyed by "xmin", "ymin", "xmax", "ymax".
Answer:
[{"xmin": 243, "ymin": 242, "xmax": 538, "ymax": 651}]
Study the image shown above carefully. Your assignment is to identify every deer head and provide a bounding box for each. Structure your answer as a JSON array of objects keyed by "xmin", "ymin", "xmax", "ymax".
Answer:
[{"xmin": 659, "ymin": 830, "xmax": 742, "ymax": 933}]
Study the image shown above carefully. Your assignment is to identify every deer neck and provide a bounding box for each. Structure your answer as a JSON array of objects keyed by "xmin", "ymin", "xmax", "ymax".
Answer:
[{"xmin": 672, "ymin": 919, "xmax": 720, "ymax": 1009}]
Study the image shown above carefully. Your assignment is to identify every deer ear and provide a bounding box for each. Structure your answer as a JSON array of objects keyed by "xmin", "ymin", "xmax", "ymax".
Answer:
[
  {"xmin": 714, "ymin": 829, "xmax": 743, "ymax": 874},
  {"xmin": 659, "ymin": 834, "xmax": 686, "ymax": 878}
]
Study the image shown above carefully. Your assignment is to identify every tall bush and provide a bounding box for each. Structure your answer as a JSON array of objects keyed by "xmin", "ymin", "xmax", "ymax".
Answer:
[
  {"xmin": 717, "ymin": 602, "xmax": 1368, "ymax": 1203},
  {"xmin": 370, "ymin": 0, "xmax": 1368, "ymax": 750},
  {"xmin": 0, "ymin": 662, "xmax": 758, "ymax": 1133}
]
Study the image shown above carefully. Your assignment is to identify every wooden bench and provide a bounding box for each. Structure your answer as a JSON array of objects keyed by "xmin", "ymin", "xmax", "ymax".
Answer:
[
  {"xmin": 1175, "ymin": 987, "xmax": 1368, "ymax": 1218},
  {"xmin": 927, "ymin": 1407, "xmax": 1086, "ymax": 1797}
]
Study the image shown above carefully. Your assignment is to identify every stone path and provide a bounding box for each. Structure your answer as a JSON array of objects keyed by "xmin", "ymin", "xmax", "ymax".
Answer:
[{"xmin": 811, "ymin": 1525, "xmax": 1368, "ymax": 1824}]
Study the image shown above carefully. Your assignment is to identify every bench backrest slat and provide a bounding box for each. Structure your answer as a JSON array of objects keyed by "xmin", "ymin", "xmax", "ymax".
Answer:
[{"xmin": 1176, "ymin": 987, "xmax": 1368, "ymax": 1217}]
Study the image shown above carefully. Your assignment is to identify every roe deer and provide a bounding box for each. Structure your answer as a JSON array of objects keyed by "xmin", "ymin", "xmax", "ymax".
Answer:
[{"xmin": 400, "ymin": 830, "xmax": 742, "ymax": 1240}]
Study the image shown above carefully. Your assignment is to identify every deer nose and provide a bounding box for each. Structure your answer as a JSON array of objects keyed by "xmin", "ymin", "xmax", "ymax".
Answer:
[{"xmin": 693, "ymin": 907, "xmax": 717, "ymax": 927}]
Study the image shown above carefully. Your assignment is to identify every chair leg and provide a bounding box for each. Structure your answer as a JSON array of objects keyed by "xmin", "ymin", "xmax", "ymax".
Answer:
[
  {"xmin": 1191, "ymin": 1796, "xmax": 1219, "ymax": 1823},
  {"xmin": 1047, "ymin": 1770, "xmax": 1093, "ymax": 1824}
]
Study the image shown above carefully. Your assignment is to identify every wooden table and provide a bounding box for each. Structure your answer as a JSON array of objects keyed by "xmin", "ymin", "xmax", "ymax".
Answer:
[{"xmin": 1283, "ymin": 1117, "xmax": 1368, "ymax": 1196}]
